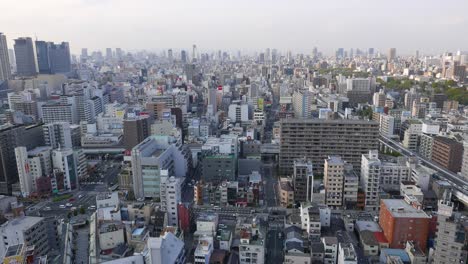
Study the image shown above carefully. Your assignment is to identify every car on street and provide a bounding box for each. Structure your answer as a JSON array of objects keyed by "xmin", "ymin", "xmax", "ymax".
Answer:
[
  {"xmin": 66, "ymin": 203, "xmax": 73, "ymax": 207},
  {"xmin": 59, "ymin": 205, "xmax": 66, "ymax": 209},
  {"xmin": 44, "ymin": 206, "xmax": 51, "ymax": 211}
]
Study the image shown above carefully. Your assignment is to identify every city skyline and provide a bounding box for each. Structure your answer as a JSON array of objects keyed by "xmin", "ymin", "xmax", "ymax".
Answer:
[{"xmin": 2, "ymin": 0, "xmax": 468, "ymax": 55}]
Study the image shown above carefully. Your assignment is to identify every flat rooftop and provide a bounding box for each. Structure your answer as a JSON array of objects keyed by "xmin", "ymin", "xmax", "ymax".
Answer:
[{"xmin": 382, "ymin": 199, "xmax": 431, "ymax": 219}]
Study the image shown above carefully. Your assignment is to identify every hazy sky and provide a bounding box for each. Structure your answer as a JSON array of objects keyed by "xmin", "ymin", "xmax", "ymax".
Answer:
[{"xmin": 2, "ymin": 0, "xmax": 467, "ymax": 55}]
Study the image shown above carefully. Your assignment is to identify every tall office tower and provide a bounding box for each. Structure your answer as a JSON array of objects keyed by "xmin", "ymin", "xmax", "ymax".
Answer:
[
  {"xmin": 279, "ymin": 119, "xmax": 379, "ymax": 175},
  {"xmin": 433, "ymin": 192, "xmax": 468, "ymax": 263},
  {"xmin": 360, "ymin": 150, "xmax": 381, "ymax": 211},
  {"xmin": 415, "ymin": 50, "xmax": 419, "ymax": 59},
  {"xmin": 81, "ymin": 48, "xmax": 88, "ymax": 58},
  {"xmin": 324, "ymin": 156, "xmax": 344, "ymax": 208},
  {"xmin": 192, "ymin": 44, "xmax": 197, "ymax": 62},
  {"xmin": 336, "ymin": 48, "xmax": 344, "ymax": 58},
  {"xmin": 388, "ymin": 48, "xmax": 396, "ymax": 61},
  {"xmin": 115, "ymin": 48, "xmax": 122, "ymax": 59},
  {"xmin": 312, "ymin": 47, "xmax": 318, "ymax": 58},
  {"xmin": 292, "ymin": 159, "xmax": 314, "ymax": 203},
  {"xmin": 373, "ymin": 90, "xmax": 386, "ymax": 107},
  {"xmin": 431, "ymin": 136, "xmax": 464, "ymax": 173},
  {"xmin": 168, "ymin": 49, "xmax": 173, "ymax": 62},
  {"xmin": 8, "ymin": 49, "xmax": 16, "ymax": 73},
  {"xmin": 123, "ymin": 115, "xmax": 150, "ymax": 150},
  {"xmin": 349, "ymin": 48, "xmax": 354, "ymax": 58},
  {"xmin": 14, "ymin": 37, "xmax": 38, "ymax": 76},
  {"xmin": 106, "ymin": 48, "xmax": 112, "ymax": 60},
  {"xmin": 271, "ymin": 48, "xmax": 278, "ymax": 63},
  {"xmin": 49, "ymin": 42, "xmax": 71, "ymax": 73},
  {"xmin": 368, "ymin": 48, "xmax": 374, "ymax": 58},
  {"xmin": 0, "ymin": 33, "xmax": 12, "ymax": 81},
  {"xmin": 292, "ymin": 90, "xmax": 314, "ymax": 118},
  {"xmin": 43, "ymin": 122, "xmax": 72, "ymax": 149},
  {"xmin": 181, "ymin": 50, "xmax": 187, "ymax": 63},
  {"xmin": 35, "ymin": 41, "xmax": 51, "ymax": 74}
]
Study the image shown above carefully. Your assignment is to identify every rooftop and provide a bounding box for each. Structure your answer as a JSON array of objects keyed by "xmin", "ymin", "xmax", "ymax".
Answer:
[{"xmin": 382, "ymin": 199, "xmax": 431, "ymax": 219}]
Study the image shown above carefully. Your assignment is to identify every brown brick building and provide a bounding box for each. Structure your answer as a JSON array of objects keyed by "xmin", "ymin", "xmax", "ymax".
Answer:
[
  {"xmin": 379, "ymin": 199, "xmax": 431, "ymax": 250},
  {"xmin": 431, "ymin": 136, "xmax": 463, "ymax": 173}
]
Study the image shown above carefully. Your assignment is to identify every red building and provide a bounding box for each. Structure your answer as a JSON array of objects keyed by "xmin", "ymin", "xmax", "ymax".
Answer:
[
  {"xmin": 379, "ymin": 199, "xmax": 431, "ymax": 249},
  {"xmin": 177, "ymin": 203, "xmax": 191, "ymax": 232}
]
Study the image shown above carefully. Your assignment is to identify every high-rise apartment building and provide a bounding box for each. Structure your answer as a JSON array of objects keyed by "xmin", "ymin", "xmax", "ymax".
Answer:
[
  {"xmin": 41, "ymin": 102, "xmax": 78, "ymax": 124},
  {"xmin": 292, "ymin": 90, "xmax": 314, "ymax": 118},
  {"xmin": 14, "ymin": 37, "xmax": 38, "ymax": 76},
  {"xmin": 324, "ymin": 156, "xmax": 345, "ymax": 208},
  {"xmin": 361, "ymin": 150, "xmax": 381, "ymax": 211},
  {"xmin": 0, "ymin": 33, "xmax": 12, "ymax": 81},
  {"xmin": 279, "ymin": 118, "xmax": 379, "ymax": 175},
  {"xmin": 432, "ymin": 192, "xmax": 468, "ymax": 264},
  {"xmin": 43, "ymin": 122, "xmax": 72, "ymax": 149},
  {"xmin": 293, "ymin": 159, "xmax": 314, "ymax": 203}
]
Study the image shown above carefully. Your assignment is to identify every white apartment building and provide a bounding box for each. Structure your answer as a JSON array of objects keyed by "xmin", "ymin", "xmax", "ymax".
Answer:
[
  {"xmin": 160, "ymin": 175, "xmax": 183, "ymax": 227},
  {"xmin": 361, "ymin": 150, "xmax": 381, "ymax": 211},
  {"xmin": 144, "ymin": 233, "xmax": 185, "ymax": 264}
]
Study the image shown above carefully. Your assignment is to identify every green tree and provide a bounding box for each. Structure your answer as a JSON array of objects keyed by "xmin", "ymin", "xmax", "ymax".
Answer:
[{"xmin": 79, "ymin": 207, "xmax": 86, "ymax": 214}]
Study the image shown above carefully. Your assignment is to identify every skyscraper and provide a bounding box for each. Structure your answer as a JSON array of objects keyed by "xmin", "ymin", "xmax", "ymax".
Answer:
[
  {"xmin": 81, "ymin": 48, "xmax": 88, "ymax": 59},
  {"xmin": 35, "ymin": 41, "xmax": 51, "ymax": 74},
  {"xmin": 192, "ymin": 44, "xmax": 197, "ymax": 62},
  {"xmin": 49, "ymin": 42, "xmax": 71, "ymax": 73},
  {"xmin": 0, "ymin": 33, "xmax": 12, "ymax": 81},
  {"xmin": 14, "ymin": 37, "xmax": 39, "ymax": 76},
  {"xmin": 388, "ymin": 48, "xmax": 396, "ymax": 61},
  {"xmin": 181, "ymin": 50, "xmax": 187, "ymax": 63},
  {"xmin": 106, "ymin": 48, "xmax": 112, "ymax": 60},
  {"xmin": 168, "ymin": 49, "xmax": 173, "ymax": 62}
]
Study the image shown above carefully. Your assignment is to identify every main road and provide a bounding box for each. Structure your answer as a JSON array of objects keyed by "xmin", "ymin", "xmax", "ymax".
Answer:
[{"xmin": 380, "ymin": 135, "xmax": 468, "ymax": 202}]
